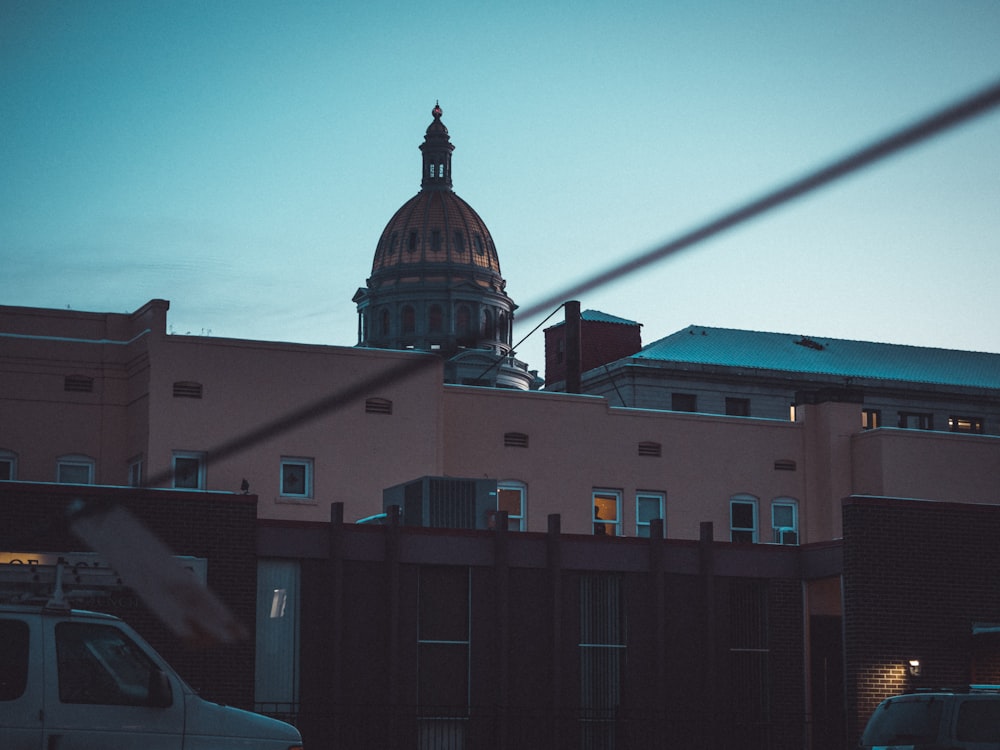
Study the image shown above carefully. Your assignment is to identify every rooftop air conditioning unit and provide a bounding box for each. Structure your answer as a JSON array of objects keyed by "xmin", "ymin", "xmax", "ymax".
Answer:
[{"xmin": 383, "ymin": 476, "xmax": 498, "ymax": 530}]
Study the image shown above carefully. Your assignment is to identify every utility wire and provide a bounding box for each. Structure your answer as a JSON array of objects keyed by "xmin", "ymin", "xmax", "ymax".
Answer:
[
  {"xmin": 516, "ymin": 77, "xmax": 1000, "ymax": 322},
  {"xmin": 143, "ymin": 77, "xmax": 1000, "ymax": 488}
]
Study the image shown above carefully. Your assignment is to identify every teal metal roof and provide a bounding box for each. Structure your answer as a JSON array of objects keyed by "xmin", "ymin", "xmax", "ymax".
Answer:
[
  {"xmin": 581, "ymin": 310, "xmax": 641, "ymax": 326},
  {"xmin": 633, "ymin": 325, "xmax": 1000, "ymax": 390}
]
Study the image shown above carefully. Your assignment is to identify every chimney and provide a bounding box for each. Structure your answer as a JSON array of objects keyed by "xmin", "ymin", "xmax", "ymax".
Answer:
[{"xmin": 565, "ymin": 300, "xmax": 581, "ymax": 394}]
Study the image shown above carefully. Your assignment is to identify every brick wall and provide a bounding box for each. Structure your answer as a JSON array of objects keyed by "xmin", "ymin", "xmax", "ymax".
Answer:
[{"xmin": 843, "ymin": 496, "xmax": 1000, "ymax": 743}]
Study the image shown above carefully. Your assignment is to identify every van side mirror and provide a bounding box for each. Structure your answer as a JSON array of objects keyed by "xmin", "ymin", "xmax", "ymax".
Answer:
[{"xmin": 148, "ymin": 669, "xmax": 173, "ymax": 708}]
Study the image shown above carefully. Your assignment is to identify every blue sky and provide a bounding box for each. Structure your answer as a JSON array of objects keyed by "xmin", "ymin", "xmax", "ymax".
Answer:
[{"xmin": 2, "ymin": 1, "xmax": 999, "ymax": 372}]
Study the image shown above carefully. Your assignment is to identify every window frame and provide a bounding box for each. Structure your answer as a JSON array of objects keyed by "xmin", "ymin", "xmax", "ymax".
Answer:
[
  {"xmin": 592, "ymin": 489, "xmax": 622, "ymax": 537},
  {"xmin": 862, "ymin": 408, "xmax": 881, "ymax": 430},
  {"xmin": 128, "ymin": 457, "xmax": 143, "ymax": 488},
  {"xmin": 279, "ymin": 457, "xmax": 314, "ymax": 500},
  {"xmin": 56, "ymin": 454, "xmax": 95, "ymax": 485},
  {"xmin": 771, "ymin": 498, "xmax": 799, "ymax": 545},
  {"xmin": 899, "ymin": 411, "xmax": 933, "ymax": 430},
  {"xmin": 0, "ymin": 449, "xmax": 17, "ymax": 481},
  {"xmin": 172, "ymin": 451, "xmax": 206, "ymax": 490},
  {"xmin": 497, "ymin": 480, "xmax": 526, "ymax": 531},
  {"xmin": 949, "ymin": 416, "xmax": 984, "ymax": 434},
  {"xmin": 730, "ymin": 495, "xmax": 759, "ymax": 543},
  {"xmin": 635, "ymin": 492, "xmax": 665, "ymax": 538}
]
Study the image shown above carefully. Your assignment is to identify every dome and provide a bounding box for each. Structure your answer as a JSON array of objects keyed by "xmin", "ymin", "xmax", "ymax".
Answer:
[
  {"xmin": 370, "ymin": 189, "xmax": 503, "ymax": 287},
  {"xmin": 354, "ymin": 104, "xmax": 537, "ymax": 390}
]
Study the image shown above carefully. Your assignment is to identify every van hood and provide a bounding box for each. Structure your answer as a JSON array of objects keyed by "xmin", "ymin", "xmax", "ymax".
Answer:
[{"xmin": 184, "ymin": 694, "xmax": 301, "ymax": 745}]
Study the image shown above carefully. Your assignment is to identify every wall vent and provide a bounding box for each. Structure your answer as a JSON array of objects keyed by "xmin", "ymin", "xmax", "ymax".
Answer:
[
  {"xmin": 638, "ymin": 441, "xmax": 662, "ymax": 457},
  {"xmin": 172, "ymin": 381, "xmax": 203, "ymax": 399},
  {"xmin": 504, "ymin": 432, "xmax": 529, "ymax": 448},
  {"xmin": 365, "ymin": 397, "xmax": 393, "ymax": 415},
  {"xmin": 64, "ymin": 374, "xmax": 94, "ymax": 393},
  {"xmin": 774, "ymin": 459, "xmax": 797, "ymax": 471}
]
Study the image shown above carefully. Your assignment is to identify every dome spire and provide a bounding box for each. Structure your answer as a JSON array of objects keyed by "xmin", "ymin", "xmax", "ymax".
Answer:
[{"xmin": 420, "ymin": 101, "xmax": 454, "ymax": 190}]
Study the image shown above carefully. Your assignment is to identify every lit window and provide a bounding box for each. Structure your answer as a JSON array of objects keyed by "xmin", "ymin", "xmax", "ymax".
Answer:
[
  {"xmin": 771, "ymin": 498, "xmax": 798, "ymax": 545},
  {"xmin": 172, "ymin": 451, "xmax": 205, "ymax": 489},
  {"xmin": 498, "ymin": 481, "xmax": 526, "ymax": 531},
  {"xmin": 593, "ymin": 489, "xmax": 621, "ymax": 536},
  {"xmin": 862, "ymin": 408, "xmax": 881, "ymax": 429},
  {"xmin": 280, "ymin": 457, "xmax": 313, "ymax": 498},
  {"xmin": 636, "ymin": 492, "xmax": 665, "ymax": 538},
  {"xmin": 730, "ymin": 495, "xmax": 758, "ymax": 543},
  {"xmin": 949, "ymin": 416, "xmax": 984, "ymax": 434},
  {"xmin": 57, "ymin": 455, "xmax": 95, "ymax": 485}
]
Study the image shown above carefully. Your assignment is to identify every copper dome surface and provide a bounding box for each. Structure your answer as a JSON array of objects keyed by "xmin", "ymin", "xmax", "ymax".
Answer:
[{"xmin": 368, "ymin": 104, "xmax": 503, "ymax": 287}]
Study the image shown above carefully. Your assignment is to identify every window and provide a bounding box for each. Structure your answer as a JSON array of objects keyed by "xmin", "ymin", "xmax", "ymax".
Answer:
[
  {"xmin": 401, "ymin": 305, "xmax": 415, "ymax": 334},
  {"xmin": 128, "ymin": 457, "xmax": 143, "ymax": 487},
  {"xmin": 730, "ymin": 495, "xmax": 758, "ymax": 543},
  {"xmin": 636, "ymin": 492, "xmax": 665, "ymax": 538},
  {"xmin": 0, "ymin": 619, "xmax": 29, "ymax": 700},
  {"xmin": 862, "ymin": 408, "xmax": 881, "ymax": 429},
  {"xmin": 498, "ymin": 481, "xmax": 526, "ymax": 531},
  {"xmin": 172, "ymin": 451, "xmax": 205, "ymax": 489},
  {"xmin": 771, "ymin": 498, "xmax": 799, "ymax": 545},
  {"xmin": 379, "ymin": 308, "xmax": 390, "ymax": 336},
  {"xmin": 408, "ymin": 231, "xmax": 418, "ymax": 252},
  {"xmin": 592, "ymin": 490, "xmax": 621, "ymax": 536},
  {"xmin": 428, "ymin": 304, "xmax": 443, "ymax": 333},
  {"xmin": 431, "ymin": 229, "xmax": 441, "ymax": 251},
  {"xmin": 899, "ymin": 412, "xmax": 933, "ymax": 430},
  {"xmin": 57, "ymin": 455, "xmax": 94, "ymax": 485},
  {"xmin": 280, "ymin": 457, "xmax": 313, "ymax": 499},
  {"xmin": 949, "ymin": 416, "xmax": 984, "ymax": 434},
  {"xmin": 453, "ymin": 231, "xmax": 464, "ymax": 254},
  {"xmin": 456, "ymin": 305, "xmax": 471, "ymax": 336},
  {"xmin": 474, "ymin": 234, "xmax": 484, "ymax": 255},
  {"xmin": 418, "ymin": 567, "xmax": 470, "ymax": 745},
  {"xmin": 726, "ymin": 397, "xmax": 751, "ymax": 416},
  {"xmin": 671, "ymin": 393, "xmax": 697, "ymax": 412},
  {"xmin": 56, "ymin": 622, "xmax": 170, "ymax": 707},
  {"xmin": 0, "ymin": 450, "xmax": 16, "ymax": 481},
  {"xmin": 580, "ymin": 575, "xmax": 625, "ymax": 746}
]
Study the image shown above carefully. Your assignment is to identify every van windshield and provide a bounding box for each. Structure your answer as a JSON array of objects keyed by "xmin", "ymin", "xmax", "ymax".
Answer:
[{"xmin": 860, "ymin": 698, "xmax": 943, "ymax": 746}]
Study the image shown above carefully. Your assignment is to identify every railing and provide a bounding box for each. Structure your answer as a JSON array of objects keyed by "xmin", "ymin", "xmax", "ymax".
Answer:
[{"xmin": 256, "ymin": 704, "xmax": 806, "ymax": 750}]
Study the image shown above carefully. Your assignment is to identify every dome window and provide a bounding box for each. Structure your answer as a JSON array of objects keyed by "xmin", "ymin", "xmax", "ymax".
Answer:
[
  {"xmin": 429, "ymin": 305, "xmax": 443, "ymax": 333},
  {"xmin": 408, "ymin": 231, "xmax": 418, "ymax": 252},
  {"xmin": 431, "ymin": 229, "xmax": 441, "ymax": 252},
  {"xmin": 454, "ymin": 232, "xmax": 465, "ymax": 254},
  {"xmin": 402, "ymin": 306, "xmax": 416, "ymax": 334},
  {"xmin": 474, "ymin": 234, "xmax": 485, "ymax": 255}
]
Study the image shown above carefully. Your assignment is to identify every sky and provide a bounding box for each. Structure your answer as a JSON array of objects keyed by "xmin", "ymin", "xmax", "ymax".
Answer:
[{"xmin": 2, "ymin": 1, "xmax": 999, "ymax": 374}]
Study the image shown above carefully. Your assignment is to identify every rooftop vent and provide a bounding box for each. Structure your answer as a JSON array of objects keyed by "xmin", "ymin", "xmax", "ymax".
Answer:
[
  {"xmin": 638, "ymin": 441, "xmax": 662, "ymax": 457},
  {"xmin": 172, "ymin": 381, "xmax": 203, "ymax": 399},
  {"xmin": 64, "ymin": 374, "xmax": 94, "ymax": 393},
  {"xmin": 793, "ymin": 336, "xmax": 825, "ymax": 351},
  {"xmin": 774, "ymin": 459, "xmax": 797, "ymax": 472},
  {"xmin": 365, "ymin": 397, "xmax": 393, "ymax": 415},
  {"xmin": 504, "ymin": 432, "xmax": 529, "ymax": 448}
]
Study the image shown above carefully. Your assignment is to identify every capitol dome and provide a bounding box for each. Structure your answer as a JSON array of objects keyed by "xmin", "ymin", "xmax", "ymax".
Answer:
[{"xmin": 355, "ymin": 105, "xmax": 537, "ymax": 389}]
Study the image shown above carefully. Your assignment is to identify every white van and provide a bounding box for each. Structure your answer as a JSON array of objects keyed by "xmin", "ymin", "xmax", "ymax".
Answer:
[
  {"xmin": 858, "ymin": 689, "xmax": 1000, "ymax": 749},
  {"xmin": 0, "ymin": 601, "xmax": 303, "ymax": 749}
]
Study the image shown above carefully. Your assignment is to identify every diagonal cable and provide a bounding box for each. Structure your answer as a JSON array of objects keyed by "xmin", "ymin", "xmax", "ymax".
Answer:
[{"xmin": 146, "ymin": 77, "xmax": 1000, "ymax": 484}]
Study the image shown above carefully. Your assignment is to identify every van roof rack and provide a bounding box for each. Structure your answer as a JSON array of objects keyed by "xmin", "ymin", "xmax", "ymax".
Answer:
[{"xmin": 0, "ymin": 552, "xmax": 128, "ymax": 608}]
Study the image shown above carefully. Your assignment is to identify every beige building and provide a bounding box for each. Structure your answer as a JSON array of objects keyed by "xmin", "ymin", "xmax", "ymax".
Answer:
[{"xmin": 3, "ymin": 297, "xmax": 998, "ymax": 544}]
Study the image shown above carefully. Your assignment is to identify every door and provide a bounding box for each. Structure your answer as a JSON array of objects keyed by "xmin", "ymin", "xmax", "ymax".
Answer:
[
  {"xmin": 0, "ymin": 614, "xmax": 43, "ymax": 750},
  {"xmin": 41, "ymin": 618, "xmax": 184, "ymax": 750}
]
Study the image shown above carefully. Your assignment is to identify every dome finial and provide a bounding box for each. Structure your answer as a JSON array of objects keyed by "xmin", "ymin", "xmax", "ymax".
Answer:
[{"xmin": 432, "ymin": 101, "xmax": 442, "ymax": 119}]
